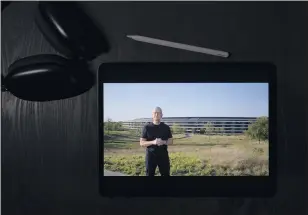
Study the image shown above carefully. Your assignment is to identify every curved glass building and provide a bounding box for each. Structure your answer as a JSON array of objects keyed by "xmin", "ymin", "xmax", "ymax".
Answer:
[{"xmin": 121, "ymin": 117, "xmax": 258, "ymax": 134}]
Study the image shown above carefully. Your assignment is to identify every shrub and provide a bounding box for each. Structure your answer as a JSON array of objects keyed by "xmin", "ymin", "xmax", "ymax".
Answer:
[{"xmin": 104, "ymin": 152, "xmax": 268, "ymax": 176}]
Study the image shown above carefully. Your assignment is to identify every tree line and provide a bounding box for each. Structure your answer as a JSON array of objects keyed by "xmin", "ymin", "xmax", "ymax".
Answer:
[
  {"xmin": 104, "ymin": 118, "xmax": 124, "ymax": 132},
  {"xmin": 104, "ymin": 117, "xmax": 269, "ymax": 143},
  {"xmin": 168, "ymin": 117, "xmax": 268, "ymax": 143},
  {"xmin": 171, "ymin": 122, "xmax": 225, "ymax": 135}
]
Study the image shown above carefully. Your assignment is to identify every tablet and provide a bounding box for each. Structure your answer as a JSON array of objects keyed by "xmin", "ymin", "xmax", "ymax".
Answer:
[{"xmin": 98, "ymin": 62, "xmax": 277, "ymax": 197}]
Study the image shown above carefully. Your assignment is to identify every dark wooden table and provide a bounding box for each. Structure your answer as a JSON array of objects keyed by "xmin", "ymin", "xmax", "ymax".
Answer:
[{"xmin": 1, "ymin": 2, "xmax": 307, "ymax": 215}]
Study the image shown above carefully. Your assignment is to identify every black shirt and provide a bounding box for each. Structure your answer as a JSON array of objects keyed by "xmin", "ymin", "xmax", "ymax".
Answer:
[{"xmin": 141, "ymin": 122, "xmax": 172, "ymax": 151}]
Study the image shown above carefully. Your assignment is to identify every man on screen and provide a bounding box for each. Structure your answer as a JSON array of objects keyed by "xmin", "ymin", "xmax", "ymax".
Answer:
[{"xmin": 140, "ymin": 107, "xmax": 173, "ymax": 176}]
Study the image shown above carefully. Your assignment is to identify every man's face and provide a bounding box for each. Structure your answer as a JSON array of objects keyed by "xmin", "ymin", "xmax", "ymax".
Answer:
[{"xmin": 152, "ymin": 111, "xmax": 163, "ymax": 121}]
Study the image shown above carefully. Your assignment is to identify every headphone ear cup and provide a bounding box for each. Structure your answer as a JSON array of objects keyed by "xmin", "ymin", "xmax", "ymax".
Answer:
[
  {"xmin": 35, "ymin": 2, "xmax": 109, "ymax": 61},
  {"xmin": 5, "ymin": 54, "xmax": 95, "ymax": 101}
]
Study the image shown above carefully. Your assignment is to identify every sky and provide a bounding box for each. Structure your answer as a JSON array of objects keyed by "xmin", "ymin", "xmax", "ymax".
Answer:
[{"xmin": 103, "ymin": 83, "xmax": 268, "ymax": 122}]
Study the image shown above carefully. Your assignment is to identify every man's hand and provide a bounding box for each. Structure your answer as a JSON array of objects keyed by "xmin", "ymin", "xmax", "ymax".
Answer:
[{"xmin": 156, "ymin": 138, "xmax": 167, "ymax": 146}]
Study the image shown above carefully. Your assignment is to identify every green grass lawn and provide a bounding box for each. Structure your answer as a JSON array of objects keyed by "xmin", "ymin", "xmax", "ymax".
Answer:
[{"xmin": 104, "ymin": 130, "xmax": 269, "ymax": 176}]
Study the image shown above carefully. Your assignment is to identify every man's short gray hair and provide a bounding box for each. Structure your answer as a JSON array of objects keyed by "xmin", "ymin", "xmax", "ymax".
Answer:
[{"xmin": 153, "ymin": 106, "xmax": 162, "ymax": 113}]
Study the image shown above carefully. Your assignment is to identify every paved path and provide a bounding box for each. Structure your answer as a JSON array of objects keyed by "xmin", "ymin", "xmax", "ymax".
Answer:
[{"xmin": 104, "ymin": 169, "xmax": 127, "ymax": 176}]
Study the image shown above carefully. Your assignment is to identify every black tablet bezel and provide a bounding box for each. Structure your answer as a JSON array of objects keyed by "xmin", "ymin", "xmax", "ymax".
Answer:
[{"xmin": 98, "ymin": 62, "xmax": 277, "ymax": 198}]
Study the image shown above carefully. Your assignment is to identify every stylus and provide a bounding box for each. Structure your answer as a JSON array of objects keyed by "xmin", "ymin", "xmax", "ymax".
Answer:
[{"xmin": 127, "ymin": 35, "xmax": 230, "ymax": 58}]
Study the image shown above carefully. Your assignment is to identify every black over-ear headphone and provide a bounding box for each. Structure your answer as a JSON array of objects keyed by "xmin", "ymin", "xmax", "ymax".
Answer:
[{"xmin": 1, "ymin": 2, "xmax": 109, "ymax": 101}]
